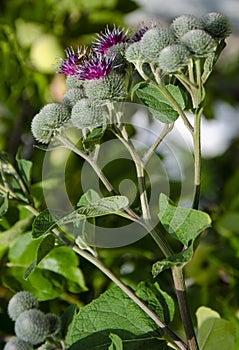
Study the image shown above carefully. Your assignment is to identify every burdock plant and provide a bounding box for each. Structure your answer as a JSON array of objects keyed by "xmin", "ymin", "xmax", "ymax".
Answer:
[{"xmin": 4, "ymin": 12, "xmax": 233, "ymax": 350}]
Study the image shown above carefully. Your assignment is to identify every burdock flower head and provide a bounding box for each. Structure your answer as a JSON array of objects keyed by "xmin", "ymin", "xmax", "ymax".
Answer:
[
  {"xmin": 57, "ymin": 46, "xmax": 87, "ymax": 75},
  {"xmin": 130, "ymin": 19, "xmax": 161, "ymax": 42},
  {"xmin": 93, "ymin": 25, "xmax": 127, "ymax": 54},
  {"xmin": 79, "ymin": 53, "xmax": 115, "ymax": 80}
]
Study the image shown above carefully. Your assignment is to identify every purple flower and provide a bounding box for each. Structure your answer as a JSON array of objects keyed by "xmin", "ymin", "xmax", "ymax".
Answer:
[
  {"xmin": 131, "ymin": 19, "xmax": 161, "ymax": 42},
  {"xmin": 79, "ymin": 53, "xmax": 115, "ymax": 80},
  {"xmin": 57, "ymin": 46, "xmax": 87, "ymax": 75},
  {"xmin": 93, "ymin": 26, "xmax": 127, "ymax": 54}
]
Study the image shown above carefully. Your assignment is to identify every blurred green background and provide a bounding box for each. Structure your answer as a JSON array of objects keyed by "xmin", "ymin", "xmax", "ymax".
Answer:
[{"xmin": 1, "ymin": 0, "xmax": 239, "ymax": 348}]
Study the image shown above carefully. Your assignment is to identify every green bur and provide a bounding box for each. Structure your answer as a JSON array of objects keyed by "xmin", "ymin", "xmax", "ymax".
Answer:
[
  {"xmin": 139, "ymin": 27, "xmax": 175, "ymax": 62},
  {"xmin": 31, "ymin": 103, "xmax": 70, "ymax": 143},
  {"xmin": 159, "ymin": 44, "xmax": 191, "ymax": 73},
  {"xmin": 181, "ymin": 29, "xmax": 217, "ymax": 57},
  {"xmin": 15, "ymin": 310, "xmax": 50, "ymax": 345},
  {"xmin": 8, "ymin": 291, "xmax": 39, "ymax": 321}
]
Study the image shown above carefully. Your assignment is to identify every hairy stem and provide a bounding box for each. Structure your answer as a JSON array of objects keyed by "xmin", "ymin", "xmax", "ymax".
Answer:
[
  {"xmin": 172, "ymin": 266, "xmax": 199, "ymax": 350},
  {"xmin": 192, "ymin": 108, "xmax": 203, "ymax": 210},
  {"xmin": 142, "ymin": 123, "xmax": 174, "ymax": 166},
  {"xmin": 55, "ymin": 134, "xmax": 139, "ymax": 221}
]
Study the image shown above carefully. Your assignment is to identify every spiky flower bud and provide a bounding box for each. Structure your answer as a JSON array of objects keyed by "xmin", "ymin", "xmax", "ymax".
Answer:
[
  {"xmin": 125, "ymin": 42, "xmax": 144, "ymax": 63},
  {"xmin": 170, "ymin": 15, "xmax": 203, "ymax": 39},
  {"xmin": 84, "ymin": 72, "xmax": 127, "ymax": 101},
  {"xmin": 139, "ymin": 27, "xmax": 175, "ymax": 61},
  {"xmin": 4, "ymin": 337, "xmax": 33, "ymax": 350},
  {"xmin": 181, "ymin": 29, "xmax": 216, "ymax": 57},
  {"xmin": 159, "ymin": 44, "xmax": 191, "ymax": 73},
  {"xmin": 31, "ymin": 103, "xmax": 70, "ymax": 143},
  {"xmin": 45, "ymin": 313, "xmax": 61, "ymax": 336},
  {"xmin": 71, "ymin": 98, "xmax": 107, "ymax": 129},
  {"xmin": 62, "ymin": 88, "xmax": 85, "ymax": 110},
  {"xmin": 201, "ymin": 12, "xmax": 232, "ymax": 39},
  {"xmin": 8, "ymin": 292, "xmax": 39, "ymax": 321},
  {"xmin": 15, "ymin": 310, "xmax": 50, "ymax": 345},
  {"xmin": 66, "ymin": 75, "xmax": 85, "ymax": 90}
]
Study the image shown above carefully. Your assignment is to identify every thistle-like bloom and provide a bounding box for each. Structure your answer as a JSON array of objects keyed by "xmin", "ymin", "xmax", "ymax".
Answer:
[
  {"xmin": 131, "ymin": 19, "xmax": 161, "ymax": 42},
  {"xmin": 93, "ymin": 26, "xmax": 127, "ymax": 54},
  {"xmin": 57, "ymin": 46, "xmax": 87, "ymax": 75},
  {"xmin": 79, "ymin": 53, "xmax": 115, "ymax": 80}
]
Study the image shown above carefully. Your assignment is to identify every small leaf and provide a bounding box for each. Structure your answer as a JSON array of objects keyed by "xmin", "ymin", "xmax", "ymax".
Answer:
[
  {"xmin": 135, "ymin": 281, "xmax": 174, "ymax": 323},
  {"xmin": 83, "ymin": 126, "xmax": 106, "ymax": 150},
  {"xmin": 152, "ymin": 244, "xmax": 194, "ymax": 278},
  {"xmin": 135, "ymin": 84, "xmax": 179, "ymax": 124},
  {"xmin": 32, "ymin": 209, "xmax": 58, "ymax": 239},
  {"xmin": 108, "ymin": 333, "xmax": 123, "ymax": 350},
  {"xmin": 0, "ymin": 195, "xmax": 8, "ymax": 216},
  {"xmin": 196, "ymin": 306, "xmax": 235, "ymax": 350},
  {"xmin": 57, "ymin": 196, "xmax": 129, "ymax": 226},
  {"xmin": 130, "ymin": 81, "xmax": 147, "ymax": 101},
  {"xmin": 165, "ymin": 84, "xmax": 188, "ymax": 110},
  {"xmin": 33, "ymin": 196, "xmax": 129, "ymax": 238},
  {"xmin": 77, "ymin": 189, "xmax": 101, "ymax": 207},
  {"xmin": 16, "ymin": 150, "xmax": 32, "ymax": 189},
  {"xmin": 24, "ymin": 234, "xmax": 55, "ymax": 279},
  {"xmin": 158, "ymin": 193, "xmax": 211, "ymax": 246}
]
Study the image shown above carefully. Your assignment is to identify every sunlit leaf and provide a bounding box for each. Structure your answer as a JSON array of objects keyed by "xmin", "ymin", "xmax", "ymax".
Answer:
[
  {"xmin": 108, "ymin": 333, "xmax": 123, "ymax": 350},
  {"xmin": 196, "ymin": 306, "xmax": 235, "ymax": 350},
  {"xmin": 158, "ymin": 193, "xmax": 211, "ymax": 246}
]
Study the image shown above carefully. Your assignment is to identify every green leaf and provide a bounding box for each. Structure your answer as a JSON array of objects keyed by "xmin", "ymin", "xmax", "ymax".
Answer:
[
  {"xmin": 83, "ymin": 126, "xmax": 106, "ymax": 151},
  {"xmin": 0, "ymin": 216, "xmax": 33, "ymax": 261},
  {"xmin": 152, "ymin": 244, "xmax": 194, "ymax": 278},
  {"xmin": 0, "ymin": 194, "xmax": 8, "ymax": 216},
  {"xmin": 165, "ymin": 84, "xmax": 188, "ymax": 110},
  {"xmin": 38, "ymin": 246, "xmax": 87, "ymax": 293},
  {"xmin": 6, "ymin": 232, "xmax": 87, "ymax": 295},
  {"xmin": 196, "ymin": 307, "xmax": 235, "ymax": 350},
  {"xmin": 135, "ymin": 281, "xmax": 174, "ymax": 323},
  {"xmin": 77, "ymin": 189, "xmax": 101, "ymax": 207},
  {"xmin": 32, "ymin": 209, "xmax": 62, "ymax": 238},
  {"xmin": 16, "ymin": 150, "xmax": 32, "ymax": 189},
  {"xmin": 33, "ymin": 196, "xmax": 129, "ymax": 238},
  {"xmin": 66, "ymin": 286, "xmax": 168, "ymax": 350},
  {"xmin": 135, "ymin": 84, "xmax": 179, "ymax": 124},
  {"xmin": 158, "ymin": 193, "xmax": 211, "ymax": 246},
  {"xmin": 108, "ymin": 334, "xmax": 123, "ymax": 350},
  {"xmin": 24, "ymin": 234, "xmax": 55, "ymax": 279},
  {"xmin": 2, "ymin": 266, "xmax": 64, "ymax": 301}
]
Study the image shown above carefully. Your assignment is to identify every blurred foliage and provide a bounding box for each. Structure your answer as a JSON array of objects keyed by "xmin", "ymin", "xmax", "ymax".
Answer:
[{"xmin": 1, "ymin": 0, "xmax": 239, "ymax": 348}]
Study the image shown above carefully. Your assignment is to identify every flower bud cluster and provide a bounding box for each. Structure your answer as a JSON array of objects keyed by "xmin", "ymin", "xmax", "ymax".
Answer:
[
  {"xmin": 125, "ymin": 12, "xmax": 231, "ymax": 74},
  {"xmin": 31, "ymin": 13, "xmax": 231, "ymax": 141},
  {"xmin": 4, "ymin": 291, "xmax": 61, "ymax": 349}
]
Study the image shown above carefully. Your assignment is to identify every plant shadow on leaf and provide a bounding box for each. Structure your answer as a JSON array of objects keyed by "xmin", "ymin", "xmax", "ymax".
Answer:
[{"xmin": 67, "ymin": 329, "xmax": 166, "ymax": 350}]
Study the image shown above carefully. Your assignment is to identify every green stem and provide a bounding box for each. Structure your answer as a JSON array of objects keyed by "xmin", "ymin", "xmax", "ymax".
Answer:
[
  {"xmin": 172, "ymin": 266, "xmax": 199, "ymax": 350},
  {"xmin": 56, "ymin": 134, "xmax": 140, "ymax": 221},
  {"xmin": 135, "ymin": 61, "xmax": 150, "ymax": 81},
  {"xmin": 195, "ymin": 59, "xmax": 202, "ymax": 107},
  {"xmin": 188, "ymin": 58, "xmax": 195, "ymax": 86},
  {"xmin": 192, "ymin": 108, "xmax": 203, "ymax": 210},
  {"xmin": 114, "ymin": 131, "xmax": 150, "ymax": 221},
  {"xmin": 156, "ymin": 84, "xmax": 194, "ymax": 135},
  {"xmin": 142, "ymin": 123, "xmax": 174, "ymax": 166}
]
